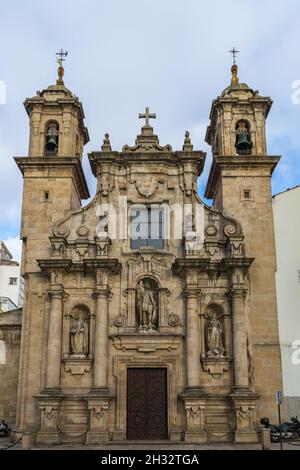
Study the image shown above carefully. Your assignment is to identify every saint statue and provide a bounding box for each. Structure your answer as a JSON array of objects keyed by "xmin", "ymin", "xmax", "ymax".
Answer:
[
  {"xmin": 137, "ymin": 280, "xmax": 158, "ymax": 332},
  {"xmin": 70, "ymin": 312, "xmax": 88, "ymax": 356},
  {"xmin": 205, "ymin": 312, "xmax": 225, "ymax": 358}
]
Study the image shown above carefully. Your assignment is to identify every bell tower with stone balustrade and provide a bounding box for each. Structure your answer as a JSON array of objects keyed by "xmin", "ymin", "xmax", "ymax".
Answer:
[{"xmin": 205, "ymin": 59, "xmax": 283, "ymax": 423}]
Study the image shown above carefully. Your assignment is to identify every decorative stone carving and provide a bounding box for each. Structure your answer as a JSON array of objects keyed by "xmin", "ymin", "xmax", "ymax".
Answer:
[
  {"xmin": 63, "ymin": 357, "xmax": 92, "ymax": 375},
  {"xmin": 57, "ymin": 225, "xmax": 69, "ymax": 237},
  {"xmin": 86, "ymin": 398, "xmax": 111, "ymax": 443},
  {"xmin": 224, "ymin": 224, "xmax": 237, "ymax": 237},
  {"xmin": 205, "ymin": 225, "xmax": 218, "ymax": 237},
  {"xmin": 36, "ymin": 397, "xmax": 62, "ymax": 444},
  {"xmin": 167, "ymin": 312, "xmax": 180, "ymax": 327},
  {"xmin": 181, "ymin": 398, "xmax": 207, "ymax": 443},
  {"xmin": 205, "ymin": 311, "xmax": 225, "ymax": 358},
  {"xmin": 134, "ymin": 176, "xmax": 162, "ymax": 198},
  {"xmin": 113, "ymin": 314, "xmax": 126, "ymax": 328},
  {"xmin": 136, "ymin": 279, "xmax": 158, "ymax": 333},
  {"xmin": 231, "ymin": 395, "xmax": 258, "ymax": 443},
  {"xmin": 95, "ymin": 237, "xmax": 111, "ymax": 257},
  {"xmin": 201, "ymin": 358, "xmax": 230, "ymax": 378},
  {"xmin": 77, "ymin": 226, "xmax": 89, "ymax": 237},
  {"xmin": 110, "ymin": 334, "xmax": 182, "ymax": 353}
]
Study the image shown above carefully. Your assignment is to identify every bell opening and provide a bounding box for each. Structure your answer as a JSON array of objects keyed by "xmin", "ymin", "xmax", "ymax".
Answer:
[{"xmin": 235, "ymin": 120, "xmax": 252, "ymax": 156}]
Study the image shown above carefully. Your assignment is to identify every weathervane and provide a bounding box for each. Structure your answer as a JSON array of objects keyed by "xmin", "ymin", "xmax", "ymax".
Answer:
[
  {"xmin": 56, "ymin": 49, "xmax": 68, "ymax": 66},
  {"xmin": 56, "ymin": 49, "xmax": 68, "ymax": 85},
  {"xmin": 229, "ymin": 47, "xmax": 239, "ymax": 85},
  {"xmin": 229, "ymin": 47, "xmax": 239, "ymax": 65}
]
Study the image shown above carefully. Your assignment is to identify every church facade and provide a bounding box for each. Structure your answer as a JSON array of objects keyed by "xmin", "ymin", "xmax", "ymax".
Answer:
[{"xmin": 13, "ymin": 62, "xmax": 283, "ymax": 444}]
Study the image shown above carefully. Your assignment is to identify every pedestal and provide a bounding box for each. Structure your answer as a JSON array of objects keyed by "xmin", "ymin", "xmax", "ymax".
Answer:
[
  {"xmin": 36, "ymin": 395, "xmax": 62, "ymax": 444},
  {"xmin": 231, "ymin": 392, "xmax": 259, "ymax": 443},
  {"xmin": 180, "ymin": 389, "xmax": 207, "ymax": 443},
  {"xmin": 86, "ymin": 395, "xmax": 112, "ymax": 444}
]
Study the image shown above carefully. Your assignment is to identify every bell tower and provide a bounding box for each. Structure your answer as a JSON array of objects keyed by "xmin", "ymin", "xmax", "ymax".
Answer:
[
  {"xmin": 205, "ymin": 60, "xmax": 283, "ymax": 421},
  {"xmin": 15, "ymin": 52, "xmax": 90, "ymax": 273}
]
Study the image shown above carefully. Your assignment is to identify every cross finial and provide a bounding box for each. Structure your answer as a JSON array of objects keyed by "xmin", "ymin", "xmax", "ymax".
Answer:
[
  {"xmin": 56, "ymin": 49, "xmax": 68, "ymax": 66},
  {"xmin": 139, "ymin": 107, "xmax": 156, "ymax": 127},
  {"xmin": 229, "ymin": 46, "xmax": 239, "ymax": 65}
]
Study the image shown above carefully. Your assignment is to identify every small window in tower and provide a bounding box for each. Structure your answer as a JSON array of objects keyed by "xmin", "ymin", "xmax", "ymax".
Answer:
[
  {"xmin": 44, "ymin": 191, "xmax": 49, "ymax": 200},
  {"xmin": 45, "ymin": 122, "xmax": 59, "ymax": 156},
  {"xmin": 244, "ymin": 190, "xmax": 251, "ymax": 199},
  {"xmin": 9, "ymin": 277, "xmax": 17, "ymax": 286},
  {"xmin": 297, "ymin": 269, "xmax": 300, "ymax": 283}
]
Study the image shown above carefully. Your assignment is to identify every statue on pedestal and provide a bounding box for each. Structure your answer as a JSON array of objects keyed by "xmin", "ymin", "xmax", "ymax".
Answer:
[
  {"xmin": 136, "ymin": 280, "xmax": 158, "ymax": 333},
  {"xmin": 70, "ymin": 312, "xmax": 88, "ymax": 356},
  {"xmin": 205, "ymin": 312, "xmax": 225, "ymax": 358}
]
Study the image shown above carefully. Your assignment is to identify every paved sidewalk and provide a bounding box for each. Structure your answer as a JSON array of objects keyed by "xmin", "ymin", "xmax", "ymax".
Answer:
[{"xmin": 1, "ymin": 437, "xmax": 300, "ymax": 451}]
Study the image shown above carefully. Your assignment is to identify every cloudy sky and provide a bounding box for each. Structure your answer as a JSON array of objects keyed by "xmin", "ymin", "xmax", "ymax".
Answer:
[{"xmin": 1, "ymin": 0, "xmax": 300, "ymax": 260}]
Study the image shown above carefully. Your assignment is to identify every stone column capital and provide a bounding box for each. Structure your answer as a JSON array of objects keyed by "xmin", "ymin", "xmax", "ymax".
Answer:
[
  {"xmin": 92, "ymin": 288, "xmax": 111, "ymax": 300},
  {"xmin": 183, "ymin": 289, "xmax": 201, "ymax": 300},
  {"xmin": 47, "ymin": 288, "xmax": 65, "ymax": 301},
  {"xmin": 230, "ymin": 288, "xmax": 247, "ymax": 299}
]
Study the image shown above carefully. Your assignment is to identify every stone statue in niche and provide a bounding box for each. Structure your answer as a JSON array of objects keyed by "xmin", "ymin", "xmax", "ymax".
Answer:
[
  {"xmin": 205, "ymin": 312, "xmax": 225, "ymax": 358},
  {"xmin": 70, "ymin": 311, "xmax": 89, "ymax": 356},
  {"xmin": 136, "ymin": 280, "xmax": 158, "ymax": 333}
]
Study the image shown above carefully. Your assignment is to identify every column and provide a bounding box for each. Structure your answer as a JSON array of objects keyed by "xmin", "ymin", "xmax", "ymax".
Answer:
[
  {"xmin": 185, "ymin": 291, "xmax": 201, "ymax": 389},
  {"xmin": 46, "ymin": 290, "xmax": 64, "ymax": 390},
  {"xmin": 93, "ymin": 289, "xmax": 110, "ymax": 389},
  {"xmin": 231, "ymin": 289, "xmax": 248, "ymax": 389}
]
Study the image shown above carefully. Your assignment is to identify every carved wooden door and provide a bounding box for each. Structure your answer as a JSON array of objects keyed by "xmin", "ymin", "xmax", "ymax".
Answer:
[{"xmin": 127, "ymin": 368, "xmax": 167, "ymax": 439}]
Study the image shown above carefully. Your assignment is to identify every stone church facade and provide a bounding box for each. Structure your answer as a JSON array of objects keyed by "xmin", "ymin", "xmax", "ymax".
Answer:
[{"xmin": 12, "ymin": 62, "xmax": 283, "ymax": 444}]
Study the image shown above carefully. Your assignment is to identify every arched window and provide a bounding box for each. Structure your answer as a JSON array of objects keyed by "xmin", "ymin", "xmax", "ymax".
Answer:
[
  {"xmin": 0, "ymin": 340, "xmax": 6, "ymax": 365},
  {"xmin": 235, "ymin": 120, "xmax": 252, "ymax": 155},
  {"xmin": 45, "ymin": 121, "xmax": 59, "ymax": 156}
]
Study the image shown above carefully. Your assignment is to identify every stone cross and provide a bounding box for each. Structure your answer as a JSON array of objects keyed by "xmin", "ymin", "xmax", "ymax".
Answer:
[{"xmin": 139, "ymin": 107, "xmax": 156, "ymax": 126}]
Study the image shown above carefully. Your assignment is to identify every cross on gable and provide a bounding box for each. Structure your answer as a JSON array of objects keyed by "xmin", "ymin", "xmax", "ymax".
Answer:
[{"xmin": 139, "ymin": 107, "xmax": 156, "ymax": 127}]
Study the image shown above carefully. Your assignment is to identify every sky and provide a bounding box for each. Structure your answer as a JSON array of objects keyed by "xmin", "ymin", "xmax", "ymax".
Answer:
[{"xmin": 1, "ymin": 0, "xmax": 300, "ymax": 261}]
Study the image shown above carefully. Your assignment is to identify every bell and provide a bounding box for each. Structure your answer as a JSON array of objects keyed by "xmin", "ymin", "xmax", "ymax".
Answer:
[
  {"xmin": 46, "ymin": 135, "xmax": 58, "ymax": 152},
  {"xmin": 236, "ymin": 132, "xmax": 251, "ymax": 152}
]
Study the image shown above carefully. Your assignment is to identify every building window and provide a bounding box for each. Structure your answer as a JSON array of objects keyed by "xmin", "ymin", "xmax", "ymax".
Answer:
[
  {"xmin": 9, "ymin": 277, "xmax": 17, "ymax": 286},
  {"xmin": 130, "ymin": 206, "xmax": 164, "ymax": 250},
  {"xmin": 0, "ymin": 340, "xmax": 6, "ymax": 365},
  {"xmin": 297, "ymin": 269, "xmax": 300, "ymax": 283},
  {"xmin": 244, "ymin": 190, "xmax": 251, "ymax": 199}
]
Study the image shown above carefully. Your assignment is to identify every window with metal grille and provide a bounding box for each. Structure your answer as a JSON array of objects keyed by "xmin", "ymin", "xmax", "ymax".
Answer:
[{"xmin": 130, "ymin": 206, "xmax": 164, "ymax": 250}]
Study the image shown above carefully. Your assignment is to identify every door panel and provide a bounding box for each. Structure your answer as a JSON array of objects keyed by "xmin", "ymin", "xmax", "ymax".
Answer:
[{"xmin": 127, "ymin": 368, "xmax": 167, "ymax": 440}]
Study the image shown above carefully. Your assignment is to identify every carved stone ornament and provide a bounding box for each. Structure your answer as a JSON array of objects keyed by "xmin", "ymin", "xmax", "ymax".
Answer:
[
  {"xmin": 224, "ymin": 224, "xmax": 237, "ymax": 237},
  {"xmin": 134, "ymin": 177, "xmax": 161, "ymax": 198},
  {"xmin": 113, "ymin": 314, "xmax": 126, "ymax": 328},
  {"xmin": 57, "ymin": 225, "xmax": 69, "ymax": 236},
  {"xmin": 167, "ymin": 313, "xmax": 180, "ymax": 327},
  {"xmin": 205, "ymin": 225, "xmax": 218, "ymax": 237},
  {"xmin": 77, "ymin": 226, "xmax": 89, "ymax": 237}
]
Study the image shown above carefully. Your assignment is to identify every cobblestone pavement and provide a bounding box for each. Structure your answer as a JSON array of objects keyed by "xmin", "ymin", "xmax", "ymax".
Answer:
[{"xmin": 1, "ymin": 437, "xmax": 300, "ymax": 451}]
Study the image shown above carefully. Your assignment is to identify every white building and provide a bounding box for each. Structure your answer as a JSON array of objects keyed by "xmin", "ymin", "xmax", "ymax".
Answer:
[
  {"xmin": 273, "ymin": 185, "xmax": 300, "ymax": 418},
  {"xmin": 0, "ymin": 241, "xmax": 24, "ymax": 310}
]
